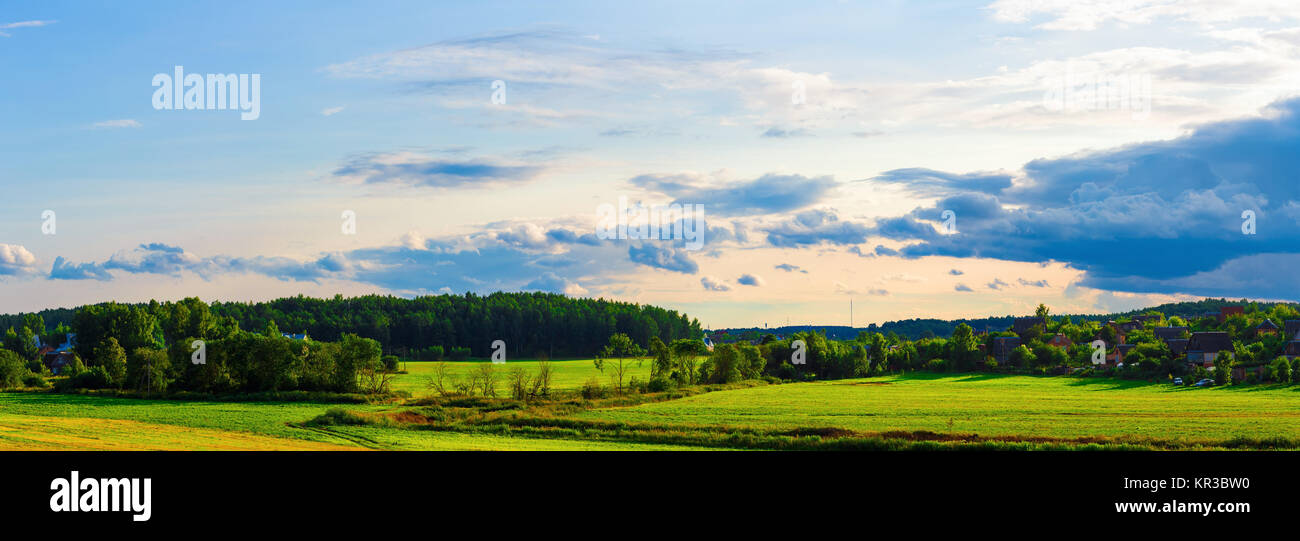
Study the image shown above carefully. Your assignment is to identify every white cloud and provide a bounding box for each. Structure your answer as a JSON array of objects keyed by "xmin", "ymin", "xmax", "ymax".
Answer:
[
  {"xmin": 321, "ymin": 106, "xmax": 345, "ymax": 116},
  {"xmin": 91, "ymin": 119, "xmax": 141, "ymax": 129},
  {"xmin": 701, "ymin": 276, "xmax": 731, "ymax": 291},
  {"xmin": 0, "ymin": 244, "xmax": 39, "ymax": 276},
  {"xmin": 987, "ymin": 0, "xmax": 1300, "ymax": 31},
  {"xmin": 321, "ymin": 25, "xmax": 1300, "ymax": 139},
  {"xmin": 401, "ymin": 231, "xmax": 426, "ymax": 250},
  {"xmin": 0, "ymin": 20, "xmax": 56, "ymax": 37}
]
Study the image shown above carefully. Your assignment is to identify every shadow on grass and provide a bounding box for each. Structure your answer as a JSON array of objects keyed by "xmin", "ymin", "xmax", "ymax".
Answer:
[
  {"xmin": 880, "ymin": 371, "xmax": 1014, "ymax": 383},
  {"xmin": 1215, "ymin": 383, "xmax": 1300, "ymax": 393},
  {"xmin": 1063, "ymin": 377, "xmax": 1166, "ymax": 391}
]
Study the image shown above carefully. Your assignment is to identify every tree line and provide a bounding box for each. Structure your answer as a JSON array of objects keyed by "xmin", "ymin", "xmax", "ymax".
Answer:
[
  {"xmin": 0, "ymin": 293, "xmax": 701, "ymax": 394},
  {"xmin": 197, "ymin": 292, "xmax": 697, "ymax": 358}
]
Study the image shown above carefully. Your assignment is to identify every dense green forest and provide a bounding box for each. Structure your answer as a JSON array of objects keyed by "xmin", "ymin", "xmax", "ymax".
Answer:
[{"xmin": 1, "ymin": 292, "xmax": 702, "ymax": 359}]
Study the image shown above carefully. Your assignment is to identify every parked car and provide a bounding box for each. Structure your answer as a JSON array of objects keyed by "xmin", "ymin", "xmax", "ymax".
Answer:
[
  {"xmin": 1172, "ymin": 377, "xmax": 1183, "ymax": 386},
  {"xmin": 1194, "ymin": 378, "xmax": 1214, "ymax": 387}
]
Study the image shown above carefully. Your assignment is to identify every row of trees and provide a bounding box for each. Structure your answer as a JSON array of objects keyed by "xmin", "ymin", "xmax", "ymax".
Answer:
[
  {"xmin": 0, "ymin": 299, "xmax": 388, "ymax": 394},
  {"xmin": 40, "ymin": 293, "xmax": 700, "ymax": 362},
  {"xmin": 55, "ymin": 330, "xmax": 385, "ymax": 394},
  {"xmin": 742, "ymin": 302, "xmax": 1300, "ymax": 384},
  {"xmin": 425, "ymin": 360, "xmax": 555, "ymax": 400},
  {"xmin": 207, "ymin": 292, "xmax": 700, "ymax": 358}
]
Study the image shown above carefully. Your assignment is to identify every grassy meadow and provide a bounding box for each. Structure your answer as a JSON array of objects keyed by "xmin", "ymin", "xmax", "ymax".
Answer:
[
  {"xmin": 578, "ymin": 373, "xmax": 1300, "ymax": 444},
  {"xmin": 389, "ymin": 358, "xmax": 654, "ymax": 398},
  {"xmin": 6, "ymin": 367, "xmax": 1300, "ymax": 450}
]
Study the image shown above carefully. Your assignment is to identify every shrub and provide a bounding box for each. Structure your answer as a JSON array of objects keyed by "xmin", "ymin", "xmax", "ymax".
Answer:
[
  {"xmin": 507, "ymin": 366, "xmax": 530, "ymax": 400},
  {"xmin": 647, "ymin": 375, "xmax": 675, "ymax": 393},
  {"xmin": 1273, "ymin": 357, "xmax": 1292, "ymax": 384},
  {"xmin": 381, "ymin": 355, "xmax": 400, "ymax": 372},
  {"xmin": 450, "ymin": 373, "xmax": 475, "ymax": 396},
  {"xmin": 308, "ymin": 407, "xmax": 377, "ymax": 426},
  {"xmin": 26, "ymin": 359, "xmax": 49, "ymax": 376},
  {"xmin": 67, "ymin": 366, "xmax": 113, "ymax": 390},
  {"xmin": 426, "ymin": 362, "xmax": 451, "ymax": 396},
  {"xmin": 417, "ymin": 345, "xmax": 444, "ymax": 362},
  {"xmin": 475, "ymin": 363, "xmax": 498, "ymax": 397},
  {"xmin": 21, "ymin": 373, "xmax": 48, "ymax": 388},
  {"xmin": 1009, "ymin": 345, "xmax": 1036, "ymax": 369},
  {"xmin": 580, "ymin": 376, "xmax": 606, "ymax": 400},
  {"xmin": 531, "ymin": 360, "xmax": 553, "ymax": 398},
  {"xmin": 61, "ymin": 354, "xmax": 86, "ymax": 377},
  {"xmin": 1214, "ymin": 363, "xmax": 1232, "ymax": 386},
  {"xmin": 0, "ymin": 350, "xmax": 30, "ymax": 388},
  {"xmin": 448, "ymin": 347, "xmax": 472, "ymax": 362}
]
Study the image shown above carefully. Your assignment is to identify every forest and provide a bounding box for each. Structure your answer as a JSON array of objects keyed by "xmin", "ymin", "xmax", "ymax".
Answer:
[{"xmin": 1, "ymin": 292, "xmax": 701, "ymax": 359}]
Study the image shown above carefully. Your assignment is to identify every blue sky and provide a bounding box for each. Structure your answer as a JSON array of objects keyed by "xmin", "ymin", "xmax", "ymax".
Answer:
[{"xmin": 2, "ymin": 0, "xmax": 1298, "ymax": 328}]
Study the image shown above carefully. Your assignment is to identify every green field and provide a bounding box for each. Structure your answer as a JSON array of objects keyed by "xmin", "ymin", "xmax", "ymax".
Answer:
[
  {"xmin": 0, "ymin": 392, "xmax": 700, "ymax": 450},
  {"xmin": 5, "ymin": 372, "xmax": 1300, "ymax": 450},
  {"xmin": 390, "ymin": 359, "xmax": 654, "ymax": 397},
  {"xmin": 578, "ymin": 373, "xmax": 1300, "ymax": 444}
]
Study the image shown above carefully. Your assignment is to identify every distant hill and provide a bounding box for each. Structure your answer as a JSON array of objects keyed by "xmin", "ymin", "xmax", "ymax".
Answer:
[{"xmin": 712, "ymin": 298, "xmax": 1300, "ymax": 341}]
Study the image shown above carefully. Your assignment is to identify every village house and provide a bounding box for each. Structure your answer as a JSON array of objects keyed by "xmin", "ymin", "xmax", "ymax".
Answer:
[
  {"xmin": 1255, "ymin": 319, "xmax": 1279, "ymax": 337},
  {"xmin": 991, "ymin": 336, "xmax": 1021, "ymax": 364},
  {"xmin": 1112, "ymin": 320, "xmax": 1144, "ymax": 334},
  {"xmin": 1218, "ymin": 305, "xmax": 1244, "ymax": 323},
  {"xmin": 41, "ymin": 333, "xmax": 78, "ymax": 375},
  {"xmin": 1105, "ymin": 343, "xmax": 1136, "ymax": 366},
  {"xmin": 1046, "ymin": 333, "xmax": 1072, "ymax": 349},
  {"xmin": 1285, "ymin": 341, "xmax": 1300, "ymax": 361},
  {"xmin": 1285, "ymin": 320, "xmax": 1300, "ymax": 341},
  {"xmin": 43, "ymin": 351, "xmax": 76, "ymax": 374},
  {"xmin": 1132, "ymin": 314, "xmax": 1161, "ymax": 325},
  {"xmin": 1012, "ymin": 316, "xmax": 1044, "ymax": 336},
  {"xmin": 1153, "ymin": 326, "xmax": 1189, "ymax": 359},
  {"xmin": 1153, "ymin": 326, "xmax": 1189, "ymax": 341},
  {"xmin": 1186, "ymin": 332, "xmax": 1234, "ymax": 369}
]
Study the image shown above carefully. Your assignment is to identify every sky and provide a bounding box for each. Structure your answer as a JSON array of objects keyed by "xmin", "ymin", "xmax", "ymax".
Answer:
[{"xmin": 1, "ymin": 0, "xmax": 1298, "ymax": 329}]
